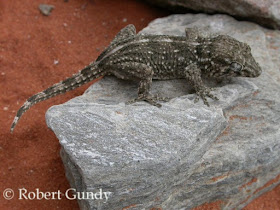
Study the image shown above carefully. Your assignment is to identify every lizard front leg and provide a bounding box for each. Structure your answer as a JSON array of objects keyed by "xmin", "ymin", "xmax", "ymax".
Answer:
[{"xmin": 184, "ymin": 64, "xmax": 218, "ymax": 106}]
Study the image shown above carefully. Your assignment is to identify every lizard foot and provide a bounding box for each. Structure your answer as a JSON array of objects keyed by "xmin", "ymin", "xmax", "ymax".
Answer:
[
  {"xmin": 126, "ymin": 94, "xmax": 169, "ymax": 107},
  {"xmin": 194, "ymin": 87, "xmax": 219, "ymax": 106}
]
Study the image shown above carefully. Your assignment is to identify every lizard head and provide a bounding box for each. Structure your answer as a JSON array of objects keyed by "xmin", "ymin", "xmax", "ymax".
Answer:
[{"xmin": 201, "ymin": 35, "xmax": 262, "ymax": 78}]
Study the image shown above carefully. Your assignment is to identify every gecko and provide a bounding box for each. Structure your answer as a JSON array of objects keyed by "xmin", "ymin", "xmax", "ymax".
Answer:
[{"xmin": 10, "ymin": 24, "xmax": 262, "ymax": 132}]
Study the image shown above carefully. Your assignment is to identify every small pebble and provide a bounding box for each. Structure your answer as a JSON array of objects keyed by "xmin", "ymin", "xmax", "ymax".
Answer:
[
  {"xmin": 54, "ymin": 60, "xmax": 59, "ymax": 65},
  {"xmin": 39, "ymin": 4, "xmax": 55, "ymax": 16}
]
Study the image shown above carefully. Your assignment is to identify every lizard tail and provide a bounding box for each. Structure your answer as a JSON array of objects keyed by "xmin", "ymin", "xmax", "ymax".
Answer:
[{"xmin": 10, "ymin": 63, "xmax": 104, "ymax": 133}]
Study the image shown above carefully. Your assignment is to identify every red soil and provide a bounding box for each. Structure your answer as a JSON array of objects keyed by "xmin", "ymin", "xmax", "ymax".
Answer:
[{"xmin": 0, "ymin": 0, "xmax": 279, "ymax": 209}]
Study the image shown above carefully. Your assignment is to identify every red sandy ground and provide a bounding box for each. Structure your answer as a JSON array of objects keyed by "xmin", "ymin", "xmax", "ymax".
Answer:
[{"xmin": 0, "ymin": 0, "xmax": 279, "ymax": 209}]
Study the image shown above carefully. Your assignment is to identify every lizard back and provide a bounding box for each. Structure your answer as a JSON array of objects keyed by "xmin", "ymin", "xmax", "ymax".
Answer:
[{"xmin": 96, "ymin": 35, "xmax": 199, "ymax": 79}]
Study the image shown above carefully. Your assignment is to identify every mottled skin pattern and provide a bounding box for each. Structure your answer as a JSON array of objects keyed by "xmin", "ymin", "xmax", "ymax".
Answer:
[{"xmin": 10, "ymin": 24, "xmax": 262, "ymax": 132}]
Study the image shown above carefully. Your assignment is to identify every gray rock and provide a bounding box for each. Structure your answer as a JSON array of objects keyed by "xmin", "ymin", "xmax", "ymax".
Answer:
[
  {"xmin": 38, "ymin": 4, "xmax": 54, "ymax": 16},
  {"xmin": 145, "ymin": 0, "xmax": 280, "ymax": 29},
  {"xmin": 46, "ymin": 14, "xmax": 280, "ymax": 210}
]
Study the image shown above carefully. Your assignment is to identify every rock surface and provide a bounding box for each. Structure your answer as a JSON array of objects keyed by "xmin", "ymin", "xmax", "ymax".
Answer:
[
  {"xmin": 146, "ymin": 0, "xmax": 280, "ymax": 30},
  {"xmin": 46, "ymin": 14, "xmax": 280, "ymax": 210}
]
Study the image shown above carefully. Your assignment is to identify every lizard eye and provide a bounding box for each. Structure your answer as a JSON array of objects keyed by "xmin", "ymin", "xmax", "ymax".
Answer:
[{"xmin": 230, "ymin": 62, "xmax": 243, "ymax": 72}]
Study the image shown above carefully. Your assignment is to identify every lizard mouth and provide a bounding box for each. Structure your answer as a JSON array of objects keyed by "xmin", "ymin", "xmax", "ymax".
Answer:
[
  {"xmin": 241, "ymin": 56, "xmax": 262, "ymax": 77},
  {"xmin": 243, "ymin": 62, "xmax": 262, "ymax": 77}
]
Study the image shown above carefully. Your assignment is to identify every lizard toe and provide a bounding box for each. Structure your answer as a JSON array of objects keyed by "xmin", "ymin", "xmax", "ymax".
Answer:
[
  {"xmin": 126, "ymin": 95, "xmax": 162, "ymax": 107},
  {"xmin": 194, "ymin": 87, "xmax": 219, "ymax": 106}
]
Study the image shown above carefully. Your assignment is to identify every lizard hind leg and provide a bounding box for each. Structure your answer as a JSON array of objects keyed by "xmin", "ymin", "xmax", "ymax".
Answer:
[
  {"xmin": 127, "ymin": 77, "xmax": 164, "ymax": 108},
  {"xmin": 112, "ymin": 62, "xmax": 165, "ymax": 107}
]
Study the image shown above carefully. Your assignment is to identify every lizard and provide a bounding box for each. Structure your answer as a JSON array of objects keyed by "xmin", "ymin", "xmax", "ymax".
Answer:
[{"xmin": 10, "ymin": 24, "xmax": 262, "ymax": 133}]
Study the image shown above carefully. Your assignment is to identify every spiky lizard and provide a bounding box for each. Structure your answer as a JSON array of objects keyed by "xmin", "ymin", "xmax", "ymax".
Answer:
[{"xmin": 10, "ymin": 24, "xmax": 262, "ymax": 132}]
